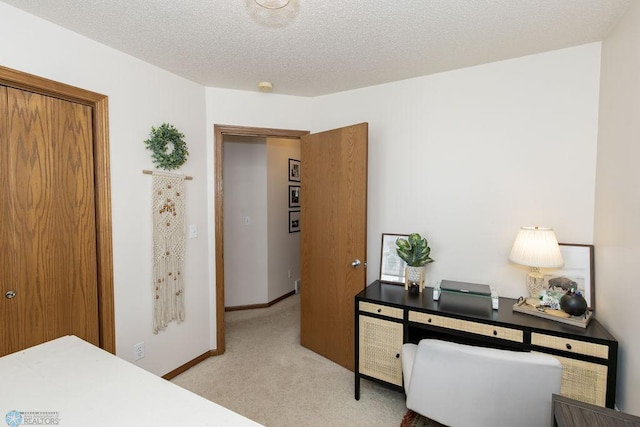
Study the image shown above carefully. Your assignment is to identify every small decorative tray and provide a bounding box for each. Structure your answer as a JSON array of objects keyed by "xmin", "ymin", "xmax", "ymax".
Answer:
[{"xmin": 512, "ymin": 302, "xmax": 592, "ymax": 328}]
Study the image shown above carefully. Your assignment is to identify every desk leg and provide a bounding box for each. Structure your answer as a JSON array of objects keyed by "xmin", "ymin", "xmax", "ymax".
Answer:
[{"xmin": 354, "ymin": 299, "xmax": 360, "ymax": 400}]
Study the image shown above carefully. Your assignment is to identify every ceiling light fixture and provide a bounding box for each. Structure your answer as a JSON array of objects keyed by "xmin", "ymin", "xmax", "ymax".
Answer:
[{"xmin": 254, "ymin": 0, "xmax": 290, "ymax": 10}]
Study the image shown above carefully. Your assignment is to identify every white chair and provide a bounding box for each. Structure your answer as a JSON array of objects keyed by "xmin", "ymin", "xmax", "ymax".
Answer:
[{"xmin": 402, "ymin": 339, "xmax": 562, "ymax": 427}]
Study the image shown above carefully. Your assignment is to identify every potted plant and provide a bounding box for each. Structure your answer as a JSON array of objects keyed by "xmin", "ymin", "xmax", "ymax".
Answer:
[{"xmin": 396, "ymin": 233, "xmax": 434, "ymax": 292}]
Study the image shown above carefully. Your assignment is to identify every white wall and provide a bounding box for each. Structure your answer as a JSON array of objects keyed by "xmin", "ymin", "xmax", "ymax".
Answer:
[
  {"xmin": 223, "ymin": 137, "xmax": 268, "ymax": 306},
  {"xmin": 310, "ymin": 44, "xmax": 602, "ymax": 298},
  {"xmin": 267, "ymin": 138, "xmax": 301, "ymax": 301},
  {"xmin": 205, "ymin": 42, "xmax": 602, "ymax": 344},
  {"xmin": 0, "ymin": 2, "xmax": 211, "ymax": 376},
  {"xmin": 595, "ymin": 0, "xmax": 640, "ymax": 415}
]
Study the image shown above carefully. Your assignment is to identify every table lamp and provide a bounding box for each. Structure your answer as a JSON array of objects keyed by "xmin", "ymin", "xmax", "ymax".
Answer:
[{"xmin": 509, "ymin": 226, "xmax": 563, "ymax": 300}]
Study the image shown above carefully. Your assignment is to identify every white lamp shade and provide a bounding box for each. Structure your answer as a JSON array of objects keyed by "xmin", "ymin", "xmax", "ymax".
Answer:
[{"xmin": 509, "ymin": 227, "xmax": 563, "ymax": 268}]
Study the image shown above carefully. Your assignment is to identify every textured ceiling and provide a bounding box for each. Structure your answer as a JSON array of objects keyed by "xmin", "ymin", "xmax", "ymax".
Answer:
[{"xmin": 1, "ymin": 0, "xmax": 631, "ymax": 96}]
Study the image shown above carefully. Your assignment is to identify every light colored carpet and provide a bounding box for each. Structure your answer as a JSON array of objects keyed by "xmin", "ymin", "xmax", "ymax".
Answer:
[{"xmin": 171, "ymin": 293, "xmax": 407, "ymax": 426}]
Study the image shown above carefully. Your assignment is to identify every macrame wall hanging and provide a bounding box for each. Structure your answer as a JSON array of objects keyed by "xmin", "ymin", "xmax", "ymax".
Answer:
[
  {"xmin": 143, "ymin": 123, "xmax": 192, "ymax": 333},
  {"xmin": 151, "ymin": 171, "xmax": 187, "ymax": 333}
]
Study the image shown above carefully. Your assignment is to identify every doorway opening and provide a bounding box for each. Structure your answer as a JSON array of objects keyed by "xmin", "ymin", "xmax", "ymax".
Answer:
[{"xmin": 213, "ymin": 125, "xmax": 309, "ymax": 355}]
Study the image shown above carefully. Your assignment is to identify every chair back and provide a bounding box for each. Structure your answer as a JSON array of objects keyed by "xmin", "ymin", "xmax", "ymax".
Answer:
[{"xmin": 402, "ymin": 339, "xmax": 562, "ymax": 427}]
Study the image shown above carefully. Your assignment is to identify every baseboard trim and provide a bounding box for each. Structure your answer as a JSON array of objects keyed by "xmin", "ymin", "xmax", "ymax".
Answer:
[
  {"xmin": 162, "ymin": 350, "xmax": 214, "ymax": 380},
  {"xmin": 225, "ymin": 290, "xmax": 295, "ymax": 312},
  {"xmin": 162, "ymin": 291, "xmax": 296, "ymax": 379}
]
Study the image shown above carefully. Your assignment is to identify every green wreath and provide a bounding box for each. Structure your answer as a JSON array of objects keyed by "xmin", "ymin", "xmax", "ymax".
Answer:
[{"xmin": 144, "ymin": 123, "xmax": 189, "ymax": 170}]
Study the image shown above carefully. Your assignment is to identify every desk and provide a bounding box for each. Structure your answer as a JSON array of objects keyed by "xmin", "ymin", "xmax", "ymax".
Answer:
[
  {"xmin": 553, "ymin": 394, "xmax": 640, "ymax": 426},
  {"xmin": 354, "ymin": 281, "xmax": 618, "ymax": 408}
]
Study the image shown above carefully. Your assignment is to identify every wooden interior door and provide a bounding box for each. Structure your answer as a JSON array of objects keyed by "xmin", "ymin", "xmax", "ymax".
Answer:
[
  {"xmin": 300, "ymin": 122, "xmax": 368, "ymax": 371},
  {"xmin": 0, "ymin": 85, "xmax": 100, "ymax": 356}
]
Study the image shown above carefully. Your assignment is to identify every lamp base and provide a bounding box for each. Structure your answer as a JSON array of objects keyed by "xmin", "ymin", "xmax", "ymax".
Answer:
[{"xmin": 526, "ymin": 267, "xmax": 544, "ymax": 300}]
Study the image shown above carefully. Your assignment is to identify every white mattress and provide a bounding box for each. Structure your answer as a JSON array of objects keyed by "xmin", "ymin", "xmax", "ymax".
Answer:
[{"xmin": 0, "ymin": 335, "xmax": 262, "ymax": 426}]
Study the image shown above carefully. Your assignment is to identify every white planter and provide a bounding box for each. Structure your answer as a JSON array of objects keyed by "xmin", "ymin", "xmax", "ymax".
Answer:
[{"xmin": 404, "ymin": 266, "xmax": 425, "ymax": 292}]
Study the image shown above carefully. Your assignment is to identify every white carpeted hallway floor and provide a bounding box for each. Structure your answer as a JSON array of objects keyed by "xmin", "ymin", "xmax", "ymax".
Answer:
[{"xmin": 171, "ymin": 293, "xmax": 407, "ymax": 426}]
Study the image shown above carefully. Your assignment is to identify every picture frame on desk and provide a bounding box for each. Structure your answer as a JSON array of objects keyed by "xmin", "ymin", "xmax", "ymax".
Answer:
[
  {"xmin": 379, "ymin": 233, "xmax": 408, "ymax": 285},
  {"xmin": 542, "ymin": 243, "xmax": 595, "ymax": 311}
]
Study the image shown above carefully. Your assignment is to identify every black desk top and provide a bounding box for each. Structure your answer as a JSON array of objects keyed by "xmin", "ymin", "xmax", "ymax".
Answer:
[{"xmin": 357, "ymin": 281, "xmax": 617, "ymax": 344}]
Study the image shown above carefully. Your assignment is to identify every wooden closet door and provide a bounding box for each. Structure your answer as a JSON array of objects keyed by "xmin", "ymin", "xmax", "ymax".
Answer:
[{"xmin": 0, "ymin": 86, "xmax": 99, "ymax": 356}]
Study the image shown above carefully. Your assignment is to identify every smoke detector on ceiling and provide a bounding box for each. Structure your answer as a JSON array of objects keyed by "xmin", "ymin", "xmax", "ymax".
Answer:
[{"xmin": 258, "ymin": 81, "xmax": 273, "ymax": 92}]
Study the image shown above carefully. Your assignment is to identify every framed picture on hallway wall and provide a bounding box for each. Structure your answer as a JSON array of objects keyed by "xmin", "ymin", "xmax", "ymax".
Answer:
[
  {"xmin": 289, "ymin": 185, "xmax": 300, "ymax": 208},
  {"xmin": 288, "ymin": 158, "xmax": 301, "ymax": 182},
  {"xmin": 289, "ymin": 210, "xmax": 300, "ymax": 233}
]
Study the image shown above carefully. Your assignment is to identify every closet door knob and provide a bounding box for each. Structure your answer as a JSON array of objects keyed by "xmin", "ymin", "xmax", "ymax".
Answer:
[
  {"xmin": 351, "ymin": 259, "xmax": 361, "ymax": 268},
  {"xmin": 5, "ymin": 290, "xmax": 16, "ymax": 299}
]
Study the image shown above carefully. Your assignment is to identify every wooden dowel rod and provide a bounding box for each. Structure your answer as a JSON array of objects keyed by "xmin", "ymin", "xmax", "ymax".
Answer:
[{"xmin": 142, "ymin": 170, "xmax": 193, "ymax": 180}]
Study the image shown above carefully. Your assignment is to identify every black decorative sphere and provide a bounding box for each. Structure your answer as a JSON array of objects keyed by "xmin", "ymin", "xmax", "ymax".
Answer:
[{"xmin": 560, "ymin": 293, "xmax": 588, "ymax": 316}]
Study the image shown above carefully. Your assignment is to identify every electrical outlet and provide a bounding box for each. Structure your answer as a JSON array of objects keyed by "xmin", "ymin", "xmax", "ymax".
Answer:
[{"xmin": 133, "ymin": 342, "xmax": 145, "ymax": 361}]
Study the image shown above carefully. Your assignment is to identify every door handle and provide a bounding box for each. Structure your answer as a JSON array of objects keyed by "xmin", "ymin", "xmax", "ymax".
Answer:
[
  {"xmin": 5, "ymin": 290, "xmax": 16, "ymax": 299},
  {"xmin": 351, "ymin": 259, "xmax": 361, "ymax": 268}
]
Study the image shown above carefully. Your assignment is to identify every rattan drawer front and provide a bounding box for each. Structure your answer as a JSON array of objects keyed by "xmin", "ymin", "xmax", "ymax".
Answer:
[
  {"xmin": 550, "ymin": 353, "xmax": 608, "ymax": 407},
  {"xmin": 359, "ymin": 315, "xmax": 403, "ymax": 386},
  {"xmin": 409, "ymin": 311, "xmax": 523, "ymax": 343},
  {"xmin": 359, "ymin": 301, "xmax": 403, "ymax": 320},
  {"xmin": 531, "ymin": 333, "xmax": 608, "ymax": 359}
]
